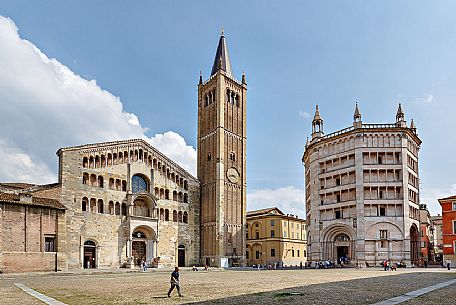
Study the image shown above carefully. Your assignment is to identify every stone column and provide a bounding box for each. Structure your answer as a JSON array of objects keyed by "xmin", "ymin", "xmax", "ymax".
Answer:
[
  {"xmin": 56, "ymin": 209, "xmax": 68, "ymax": 271},
  {"xmin": 355, "ymin": 134, "xmax": 365, "ymax": 262},
  {"xmin": 0, "ymin": 203, "xmax": 3, "ymax": 271}
]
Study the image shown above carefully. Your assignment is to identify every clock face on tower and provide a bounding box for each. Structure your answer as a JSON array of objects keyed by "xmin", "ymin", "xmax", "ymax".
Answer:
[{"xmin": 226, "ymin": 167, "xmax": 240, "ymax": 184}]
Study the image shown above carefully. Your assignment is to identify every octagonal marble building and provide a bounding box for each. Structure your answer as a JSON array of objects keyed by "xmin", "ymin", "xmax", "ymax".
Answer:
[{"xmin": 303, "ymin": 104, "xmax": 421, "ymax": 266}]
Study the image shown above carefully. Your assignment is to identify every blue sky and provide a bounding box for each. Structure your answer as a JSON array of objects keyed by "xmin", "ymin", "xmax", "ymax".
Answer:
[{"xmin": 1, "ymin": 1, "xmax": 455, "ymax": 216}]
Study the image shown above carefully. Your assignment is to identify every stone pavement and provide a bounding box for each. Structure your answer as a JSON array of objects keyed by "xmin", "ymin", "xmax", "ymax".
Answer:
[{"xmin": 1, "ymin": 268, "xmax": 455, "ymax": 305}]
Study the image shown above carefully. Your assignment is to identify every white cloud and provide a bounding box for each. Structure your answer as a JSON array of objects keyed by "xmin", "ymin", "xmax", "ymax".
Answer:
[
  {"xmin": 149, "ymin": 131, "xmax": 197, "ymax": 175},
  {"xmin": 0, "ymin": 16, "xmax": 196, "ymax": 183},
  {"xmin": 247, "ymin": 186, "xmax": 306, "ymax": 218},
  {"xmin": 298, "ymin": 111, "xmax": 311, "ymax": 119},
  {"xmin": 420, "ymin": 184, "xmax": 456, "ymax": 216},
  {"xmin": 0, "ymin": 138, "xmax": 55, "ymax": 183},
  {"xmin": 413, "ymin": 94, "xmax": 434, "ymax": 104}
]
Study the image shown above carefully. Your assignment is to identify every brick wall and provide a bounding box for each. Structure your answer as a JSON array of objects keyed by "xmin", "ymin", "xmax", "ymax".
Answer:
[
  {"xmin": 2, "ymin": 252, "xmax": 57, "ymax": 273},
  {"xmin": 1, "ymin": 202, "xmax": 63, "ymax": 273},
  {"xmin": 441, "ymin": 200, "xmax": 456, "ymax": 255}
]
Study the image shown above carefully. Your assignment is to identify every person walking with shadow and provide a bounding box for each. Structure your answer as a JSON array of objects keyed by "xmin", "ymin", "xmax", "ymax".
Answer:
[{"xmin": 168, "ymin": 267, "xmax": 183, "ymax": 297}]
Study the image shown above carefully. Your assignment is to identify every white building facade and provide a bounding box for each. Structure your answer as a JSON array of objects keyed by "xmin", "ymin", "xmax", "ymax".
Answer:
[{"xmin": 303, "ymin": 104, "xmax": 421, "ymax": 266}]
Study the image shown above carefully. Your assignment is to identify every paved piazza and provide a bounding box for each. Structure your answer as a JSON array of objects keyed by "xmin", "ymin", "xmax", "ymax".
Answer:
[{"xmin": 1, "ymin": 268, "xmax": 455, "ymax": 305}]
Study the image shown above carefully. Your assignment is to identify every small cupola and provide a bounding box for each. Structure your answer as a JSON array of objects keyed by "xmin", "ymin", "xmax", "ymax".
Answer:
[
  {"xmin": 396, "ymin": 103, "xmax": 406, "ymax": 127},
  {"xmin": 311, "ymin": 105, "xmax": 324, "ymax": 139},
  {"xmin": 353, "ymin": 102, "xmax": 362, "ymax": 128}
]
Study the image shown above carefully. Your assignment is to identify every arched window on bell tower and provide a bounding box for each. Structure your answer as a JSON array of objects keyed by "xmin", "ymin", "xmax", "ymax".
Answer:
[{"xmin": 229, "ymin": 152, "xmax": 236, "ymax": 162}]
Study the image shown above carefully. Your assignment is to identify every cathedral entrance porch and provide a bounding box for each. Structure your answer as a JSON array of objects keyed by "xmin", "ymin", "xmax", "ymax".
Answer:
[
  {"xmin": 126, "ymin": 224, "xmax": 157, "ymax": 268},
  {"xmin": 132, "ymin": 241, "xmax": 146, "ymax": 266}
]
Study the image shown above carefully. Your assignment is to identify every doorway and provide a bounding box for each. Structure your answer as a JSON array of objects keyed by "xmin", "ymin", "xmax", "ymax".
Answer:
[
  {"xmin": 337, "ymin": 246, "xmax": 348, "ymax": 261},
  {"xmin": 83, "ymin": 240, "xmax": 96, "ymax": 269},
  {"xmin": 132, "ymin": 241, "xmax": 146, "ymax": 266},
  {"xmin": 178, "ymin": 245, "xmax": 185, "ymax": 267}
]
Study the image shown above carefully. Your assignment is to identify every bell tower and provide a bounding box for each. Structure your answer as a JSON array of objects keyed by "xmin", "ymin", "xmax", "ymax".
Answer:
[{"xmin": 197, "ymin": 30, "xmax": 247, "ymax": 267}]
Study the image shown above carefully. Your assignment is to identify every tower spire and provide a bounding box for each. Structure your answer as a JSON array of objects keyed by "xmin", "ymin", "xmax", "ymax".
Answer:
[
  {"xmin": 396, "ymin": 103, "xmax": 405, "ymax": 121},
  {"xmin": 353, "ymin": 102, "xmax": 362, "ymax": 128},
  {"xmin": 396, "ymin": 103, "xmax": 406, "ymax": 127},
  {"xmin": 410, "ymin": 118, "xmax": 417, "ymax": 133},
  {"xmin": 211, "ymin": 29, "xmax": 233, "ymax": 77},
  {"xmin": 312, "ymin": 105, "xmax": 324, "ymax": 139}
]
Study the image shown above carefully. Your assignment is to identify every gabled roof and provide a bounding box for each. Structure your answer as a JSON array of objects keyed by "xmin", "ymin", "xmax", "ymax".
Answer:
[
  {"xmin": 211, "ymin": 31, "xmax": 233, "ymax": 77},
  {"xmin": 56, "ymin": 138, "xmax": 198, "ymax": 183},
  {"xmin": 247, "ymin": 207, "xmax": 284, "ymax": 217},
  {"xmin": 0, "ymin": 191, "xmax": 65, "ymax": 210},
  {"xmin": 0, "ymin": 183, "xmax": 35, "ymax": 190}
]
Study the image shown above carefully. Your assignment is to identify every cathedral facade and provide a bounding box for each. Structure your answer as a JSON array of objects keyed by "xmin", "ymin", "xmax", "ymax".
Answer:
[
  {"xmin": 0, "ymin": 32, "xmax": 246, "ymax": 272},
  {"xmin": 303, "ymin": 104, "xmax": 421, "ymax": 266}
]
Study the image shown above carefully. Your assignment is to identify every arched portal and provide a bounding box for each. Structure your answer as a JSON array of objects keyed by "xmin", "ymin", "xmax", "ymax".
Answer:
[
  {"xmin": 321, "ymin": 224, "xmax": 356, "ymax": 263},
  {"xmin": 83, "ymin": 240, "xmax": 97, "ymax": 269},
  {"xmin": 131, "ymin": 226, "xmax": 157, "ymax": 266},
  {"xmin": 410, "ymin": 224, "xmax": 420, "ymax": 265}
]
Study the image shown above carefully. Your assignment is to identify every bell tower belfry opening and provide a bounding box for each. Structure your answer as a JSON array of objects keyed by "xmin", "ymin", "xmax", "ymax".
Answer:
[{"xmin": 198, "ymin": 30, "xmax": 247, "ymax": 267}]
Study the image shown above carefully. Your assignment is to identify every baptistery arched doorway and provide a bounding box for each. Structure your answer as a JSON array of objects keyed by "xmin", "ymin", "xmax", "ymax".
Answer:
[{"xmin": 321, "ymin": 224, "xmax": 356, "ymax": 262}]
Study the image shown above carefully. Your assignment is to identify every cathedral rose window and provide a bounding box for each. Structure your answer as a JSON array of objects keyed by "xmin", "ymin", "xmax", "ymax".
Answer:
[{"xmin": 132, "ymin": 174, "xmax": 148, "ymax": 193}]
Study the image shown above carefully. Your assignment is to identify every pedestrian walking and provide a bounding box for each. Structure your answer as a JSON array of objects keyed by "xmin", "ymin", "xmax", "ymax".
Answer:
[
  {"xmin": 447, "ymin": 259, "xmax": 451, "ymax": 270},
  {"xmin": 168, "ymin": 267, "xmax": 183, "ymax": 297}
]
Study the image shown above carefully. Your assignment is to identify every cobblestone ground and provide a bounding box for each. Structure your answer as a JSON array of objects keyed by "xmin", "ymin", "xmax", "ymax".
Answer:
[{"xmin": 1, "ymin": 268, "xmax": 455, "ymax": 305}]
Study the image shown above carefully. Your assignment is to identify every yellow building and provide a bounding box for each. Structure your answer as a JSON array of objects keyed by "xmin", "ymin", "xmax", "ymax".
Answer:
[{"xmin": 246, "ymin": 207, "xmax": 307, "ymax": 267}]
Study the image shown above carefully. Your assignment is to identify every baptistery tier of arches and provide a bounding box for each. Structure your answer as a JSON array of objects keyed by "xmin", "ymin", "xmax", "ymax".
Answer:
[{"xmin": 303, "ymin": 104, "xmax": 422, "ymax": 266}]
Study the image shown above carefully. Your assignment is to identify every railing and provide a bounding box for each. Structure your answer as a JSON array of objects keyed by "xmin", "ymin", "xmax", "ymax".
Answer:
[
  {"xmin": 320, "ymin": 123, "xmax": 400, "ymax": 140},
  {"xmin": 362, "ymin": 123, "xmax": 397, "ymax": 129},
  {"xmin": 321, "ymin": 126, "xmax": 354, "ymax": 139}
]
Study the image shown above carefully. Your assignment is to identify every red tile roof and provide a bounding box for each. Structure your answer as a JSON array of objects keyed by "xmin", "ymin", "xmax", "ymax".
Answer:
[
  {"xmin": 0, "ymin": 191, "xmax": 65, "ymax": 210},
  {"xmin": 438, "ymin": 195, "xmax": 456, "ymax": 202}
]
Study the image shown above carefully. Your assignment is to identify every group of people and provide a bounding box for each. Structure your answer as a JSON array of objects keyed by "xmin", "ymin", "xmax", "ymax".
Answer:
[
  {"xmin": 382, "ymin": 260, "xmax": 397, "ymax": 271},
  {"xmin": 191, "ymin": 264, "xmax": 209, "ymax": 271},
  {"xmin": 140, "ymin": 259, "xmax": 148, "ymax": 272},
  {"xmin": 310, "ymin": 260, "xmax": 335, "ymax": 269}
]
